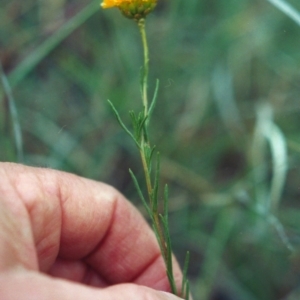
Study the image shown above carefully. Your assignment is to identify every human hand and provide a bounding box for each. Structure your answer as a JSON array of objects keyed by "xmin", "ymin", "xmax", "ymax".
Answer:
[{"xmin": 0, "ymin": 163, "xmax": 184, "ymax": 299}]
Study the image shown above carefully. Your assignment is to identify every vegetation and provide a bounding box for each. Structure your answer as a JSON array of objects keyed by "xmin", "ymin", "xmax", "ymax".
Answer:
[{"xmin": 1, "ymin": 0, "xmax": 300, "ymax": 299}]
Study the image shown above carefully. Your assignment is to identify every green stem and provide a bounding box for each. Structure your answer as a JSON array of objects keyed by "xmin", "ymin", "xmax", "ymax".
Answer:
[
  {"xmin": 137, "ymin": 18, "xmax": 176, "ymax": 294},
  {"xmin": 137, "ymin": 18, "xmax": 153, "ymax": 206},
  {"xmin": 138, "ymin": 18, "xmax": 149, "ymax": 116}
]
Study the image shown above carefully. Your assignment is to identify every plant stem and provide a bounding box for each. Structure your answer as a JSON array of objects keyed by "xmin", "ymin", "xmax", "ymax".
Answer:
[
  {"xmin": 137, "ymin": 18, "xmax": 173, "ymax": 291},
  {"xmin": 137, "ymin": 18, "xmax": 153, "ymax": 206},
  {"xmin": 138, "ymin": 18, "xmax": 149, "ymax": 115},
  {"xmin": 137, "ymin": 19, "xmax": 153, "ymax": 205}
]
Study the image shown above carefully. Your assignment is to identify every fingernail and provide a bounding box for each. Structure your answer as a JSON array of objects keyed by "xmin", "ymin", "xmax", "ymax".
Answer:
[{"xmin": 160, "ymin": 291, "xmax": 183, "ymax": 300}]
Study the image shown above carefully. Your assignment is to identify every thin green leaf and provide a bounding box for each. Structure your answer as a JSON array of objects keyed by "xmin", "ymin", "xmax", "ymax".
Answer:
[
  {"xmin": 129, "ymin": 110, "xmax": 141, "ymax": 141},
  {"xmin": 158, "ymin": 200, "xmax": 177, "ymax": 295},
  {"xmin": 160, "ymin": 214, "xmax": 176, "ymax": 294},
  {"xmin": 181, "ymin": 251, "xmax": 190, "ymax": 298},
  {"xmin": 129, "ymin": 169, "xmax": 151, "ymax": 216},
  {"xmin": 129, "ymin": 110, "xmax": 138, "ymax": 126},
  {"xmin": 164, "ymin": 184, "xmax": 169, "ymax": 221},
  {"xmin": 185, "ymin": 281, "xmax": 190, "ymax": 300},
  {"xmin": 142, "ymin": 120, "xmax": 150, "ymax": 143},
  {"xmin": 152, "ymin": 223, "xmax": 165, "ymax": 258},
  {"xmin": 166, "ymin": 269, "xmax": 178, "ymax": 295},
  {"xmin": 129, "ymin": 110, "xmax": 148, "ymax": 142},
  {"xmin": 148, "ymin": 79, "xmax": 160, "ymax": 121},
  {"xmin": 149, "ymin": 145, "xmax": 156, "ymax": 165},
  {"xmin": 152, "ymin": 153, "xmax": 160, "ymax": 213},
  {"xmin": 159, "ymin": 215, "xmax": 169, "ymax": 254},
  {"xmin": 108, "ymin": 100, "xmax": 140, "ymax": 148},
  {"xmin": 137, "ymin": 114, "xmax": 148, "ymax": 141},
  {"xmin": 139, "ymin": 65, "xmax": 145, "ymax": 97}
]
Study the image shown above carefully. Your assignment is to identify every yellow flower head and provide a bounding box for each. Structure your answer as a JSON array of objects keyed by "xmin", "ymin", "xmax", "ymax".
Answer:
[{"xmin": 101, "ymin": 0, "xmax": 157, "ymax": 20}]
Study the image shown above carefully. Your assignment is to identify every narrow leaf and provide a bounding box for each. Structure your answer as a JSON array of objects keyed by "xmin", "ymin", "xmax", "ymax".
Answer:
[
  {"xmin": 185, "ymin": 281, "xmax": 190, "ymax": 300},
  {"xmin": 139, "ymin": 65, "xmax": 145, "ymax": 97},
  {"xmin": 149, "ymin": 145, "xmax": 156, "ymax": 164},
  {"xmin": 129, "ymin": 169, "xmax": 151, "ymax": 217},
  {"xmin": 166, "ymin": 269, "xmax": 178, "ymax": 295},
  {"xmin": 129, "ymin": 110, "xmax": 137, "ymax": 126},
  {"xmin": 129, "ymin": 110, "xmax": 140, "ymax": 141},
  {"xmin": 148, "ymin": 79, "xmax": 160, "ymax": 121},
  {"xmin": 137, "ymin": 114, "xmax": 148, "ymax": 141},
  {"xmin": 160, "ymin": 214, "xmax": 175, "ymax": 294},
  {"xmin": 152, "ymin": 223, "xmax": 165, "ymax": 258},
  {"xmin": 107, "ymin": 100, "xmax": 140, "ymax": 148},
  {"xmin": 181, "ymin": 251, "xmax": 190, "ymax": 298},
  {"xmin": 164, "ymin": 184, "xmax": 169, "ymax": 221},
  {"xmin": 152, "ymin": 153, "xmax": 160, "ymax": 213}
]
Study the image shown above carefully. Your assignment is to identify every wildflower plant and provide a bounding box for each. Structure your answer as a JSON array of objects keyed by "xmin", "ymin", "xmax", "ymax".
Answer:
[{"xmin": 101, "ymin": 0, "xmax": 190, "ymax": 298}]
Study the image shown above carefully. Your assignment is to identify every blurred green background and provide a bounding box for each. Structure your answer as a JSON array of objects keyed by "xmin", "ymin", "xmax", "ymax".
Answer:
[{"xmin": 1, "ymin": 0, "xmax": 300, "ymax": 299}]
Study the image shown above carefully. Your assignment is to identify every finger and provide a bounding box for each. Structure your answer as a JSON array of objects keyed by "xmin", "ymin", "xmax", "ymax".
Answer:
[
  {"xmin": 0, "ymin": 163, "xmax": 182, "ymax": 291},
  {"xmin": 0, "ymin": 270, "xmax": 184, "ymax": 300}
]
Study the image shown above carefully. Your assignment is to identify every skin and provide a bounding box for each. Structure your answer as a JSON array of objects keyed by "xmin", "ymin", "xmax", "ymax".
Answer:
[{"xmin": 0, "ymin": 162, "xmax": 183, "ymax": 300}]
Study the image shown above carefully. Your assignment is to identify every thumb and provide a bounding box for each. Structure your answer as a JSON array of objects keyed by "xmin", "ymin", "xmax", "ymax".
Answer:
[
  {"xmin": 159, "ymin": 291, "xmax": 185, "ymax": 300},
  {"xmin": 102, "ymin": 284, "xmax": 184, "ymax": 300},
  {"xmin": 0, "ymin": 270, "xmax": 184, "ymax": 300}
]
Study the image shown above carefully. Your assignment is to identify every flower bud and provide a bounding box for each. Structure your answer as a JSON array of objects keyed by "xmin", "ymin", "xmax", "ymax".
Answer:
[{"xmin": 101, "ymin": 0, "xmax": 157, "ymax": 20}]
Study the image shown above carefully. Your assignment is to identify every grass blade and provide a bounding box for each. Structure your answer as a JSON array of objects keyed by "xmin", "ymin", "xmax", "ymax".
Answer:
[
  {"xmin": 0, "ymin": 63, "xmax": 23, "ymax": 162},
  {"xmin": 267, "ymin": 0, "xmax": 300, "ymax": 27},
  {"xmin": 266, "ymin": 123, "xmax": 287, "ymax": 211},
  {"xmin": 8, "ymin": 0, "xmax": 100, "ymax": 87}
]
